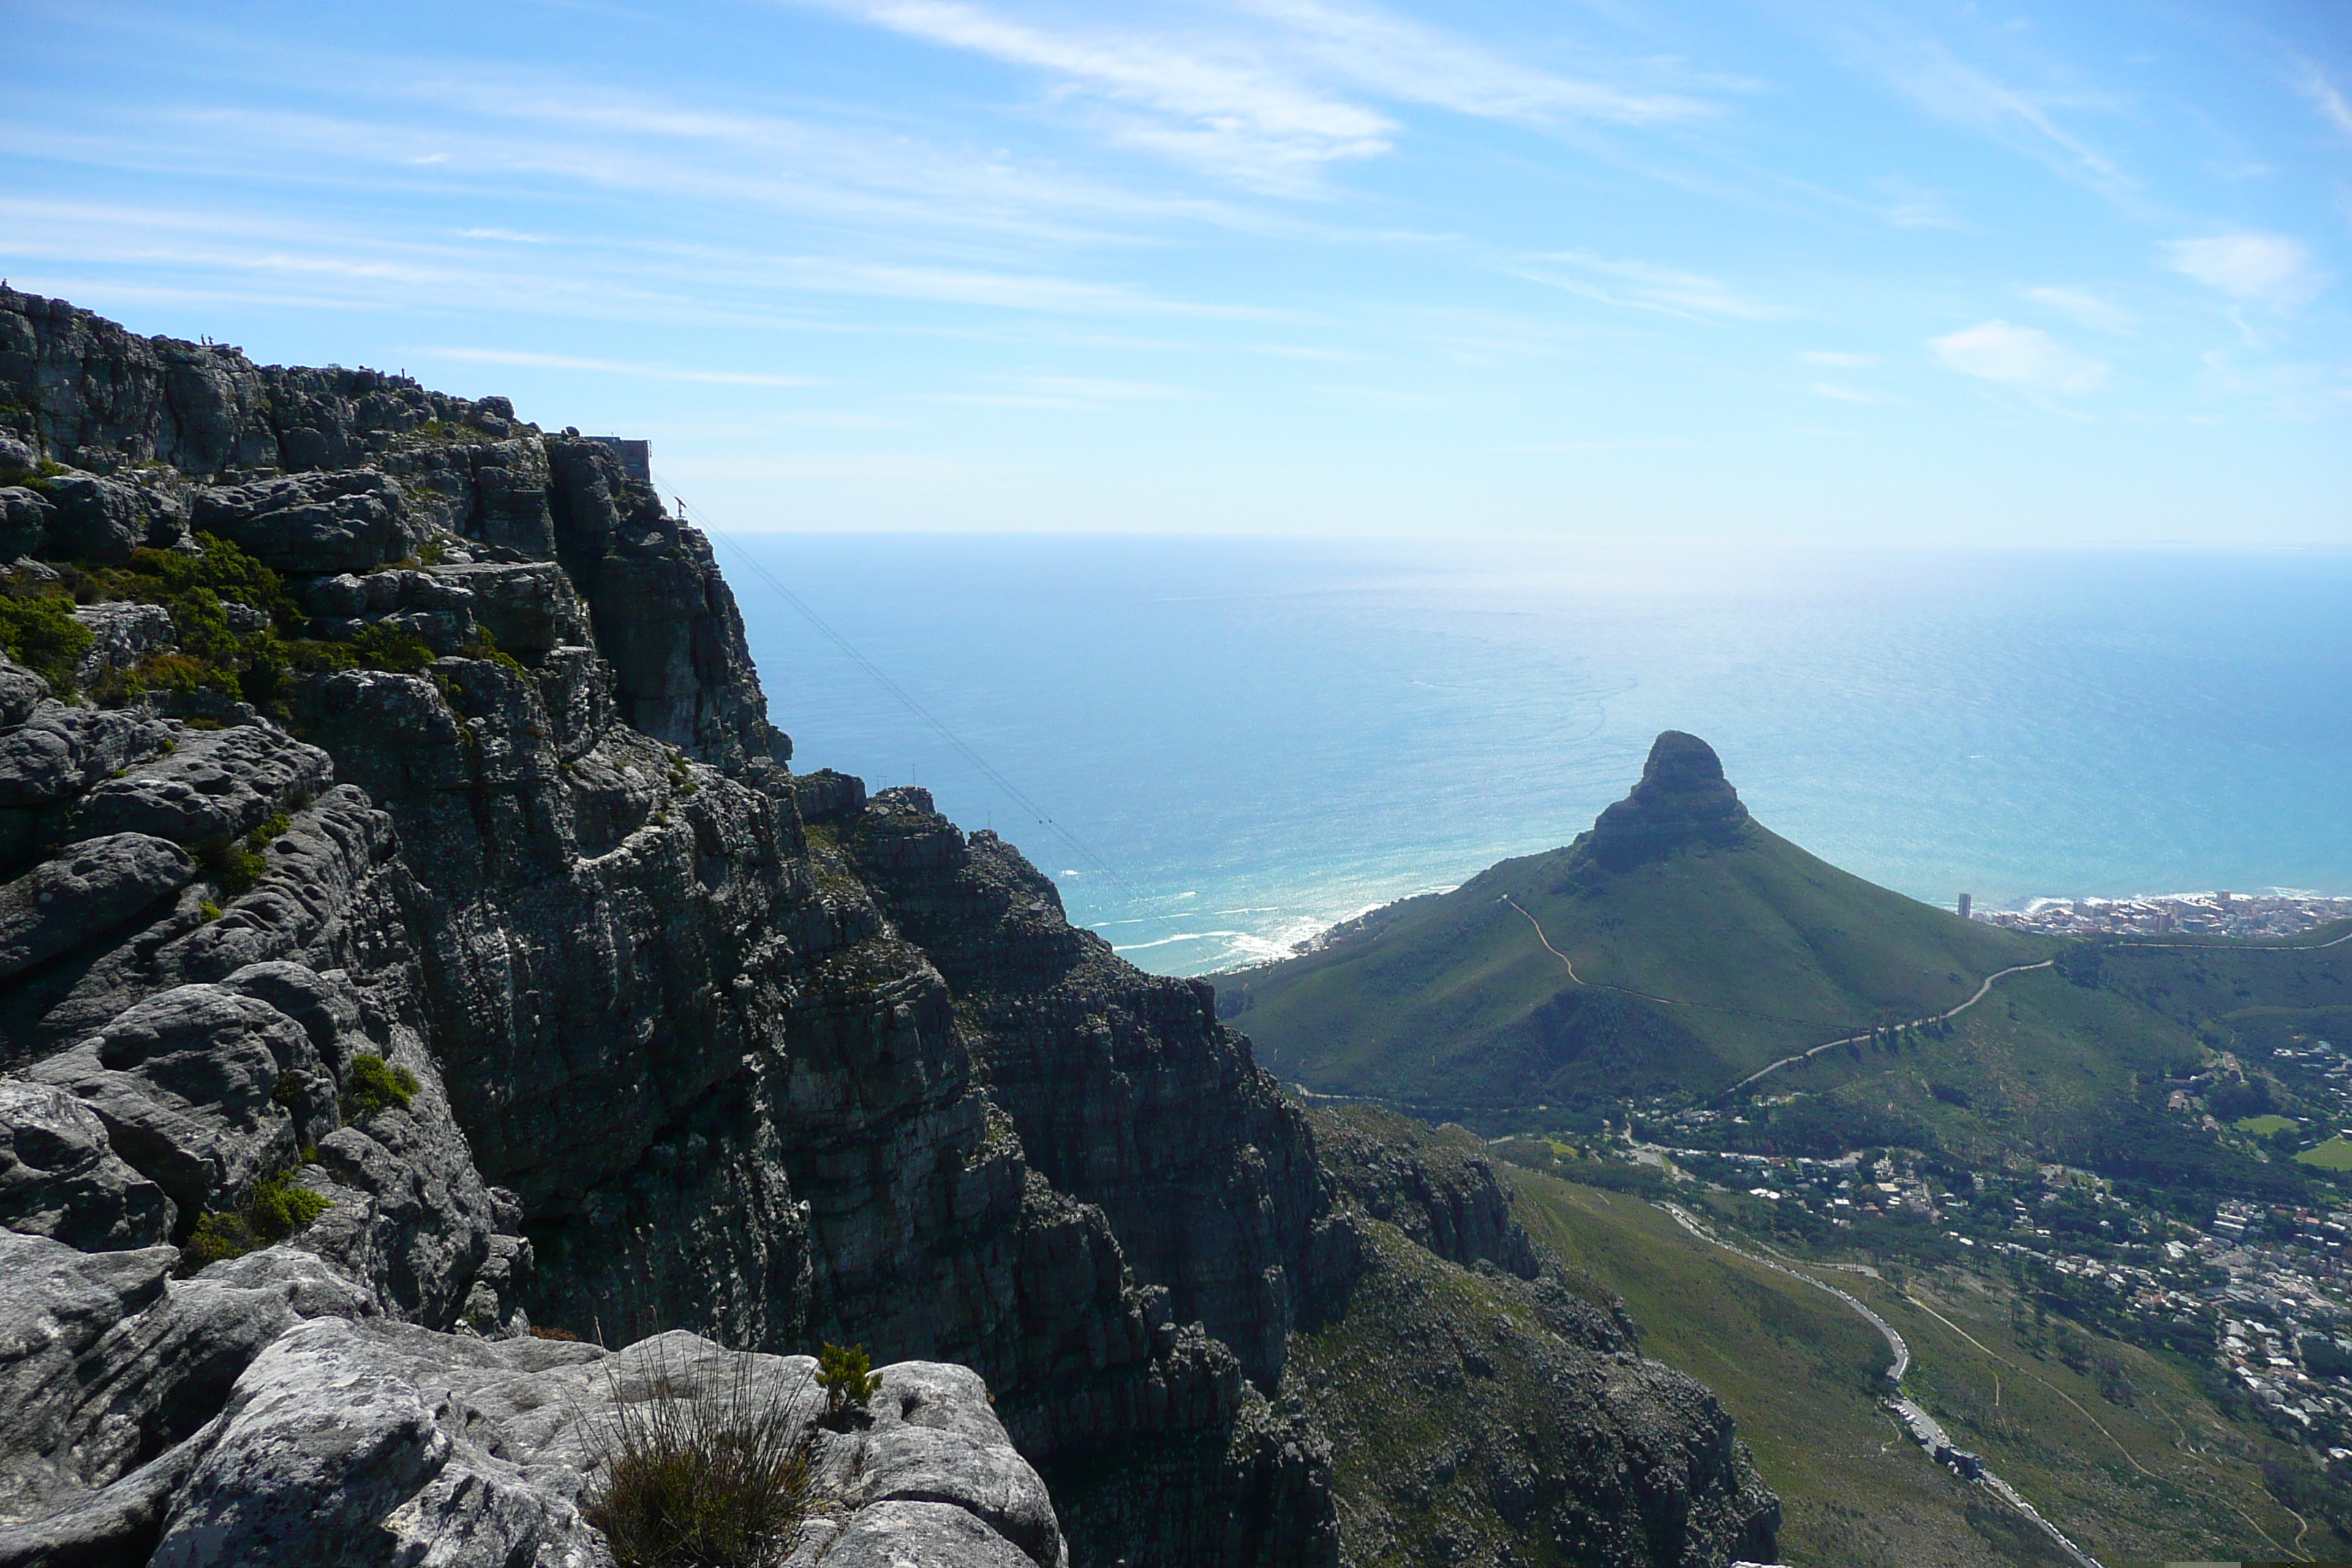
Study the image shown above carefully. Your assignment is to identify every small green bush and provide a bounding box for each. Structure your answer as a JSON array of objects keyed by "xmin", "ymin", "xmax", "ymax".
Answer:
[
  {"xmin": 814, "ymin": 1342, "xmax": 883, "ymax": 1423},
  {"xmin": 586, "ymin": 1348, "xmax": 816, "ymax": 1568},
  {"xmin": 342, "ymin": 1053, "xmax": 419, "ymax": 1117},
  {"xmin": 247, "ymin": 1168, "xmax": 330, "ymax": 1236},
  {"xmin": 0, "ymin": 588, "xmax": 94, "ymax": 690},
  {"xmin": 456, "ymin": 626, "xmax": 525, "ymax": 674},
  {"xmin": 178, "ymin": 1167, "xmax": 330, "ymax": 1273},
  {"xmin": 193, "ymin": 834, "xmax": 270, "ymax": 896},
  {"xmin": 347, "ymin": 622, "xmax": 434, "ymax": 672}
]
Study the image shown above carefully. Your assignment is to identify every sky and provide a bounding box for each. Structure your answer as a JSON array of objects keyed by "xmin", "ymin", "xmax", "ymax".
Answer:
[{"xmin": 6, "ymin": 0, "xmax": 2350, "ymax": 544}]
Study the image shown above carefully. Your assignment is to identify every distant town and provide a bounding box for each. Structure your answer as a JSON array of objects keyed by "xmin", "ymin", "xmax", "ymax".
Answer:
[
  {"xmin": 1637, "ymin": 1047, "xmax": 2352, "ymax": 1467},
  {"xmin": 1974, "ymin": 889, "xmax": 2352, "ymax": 941}
]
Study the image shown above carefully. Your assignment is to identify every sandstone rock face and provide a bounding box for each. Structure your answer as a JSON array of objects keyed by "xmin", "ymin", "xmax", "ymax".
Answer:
[
  {"xmin": 1588, "ymin": 730, "xmax": 1754, "ymax": 867},
  {"xmin": 0, "ymin": 288, "xmax": 1777, "ymax": 1568},
  {"xmin": 1308, "ymin": 1104, "xmax": 1540, "ymax": 1279},
  {"xmin": 0, "ymin": 833, "xmax": 195, "ymax": 981},
  {"xmin": 0, "ymin": 1079, "xmax": 177, "ymax": 1248},
  {"xmin": 192, "ymin": 470, "xmax": 423, "ymax": 574},
  {"xmin": 67, "ymin": 724, "xmax": 333, "ymax": 847}
]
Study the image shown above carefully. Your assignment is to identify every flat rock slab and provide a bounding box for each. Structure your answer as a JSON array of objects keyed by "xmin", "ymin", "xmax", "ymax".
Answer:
[
  {"xmin": 72, "ymin": 723, "xmax": 333, "ymax": 847},
  {"xmin": 191, "ymin": 470, "xmax": 420, "ymax": 575},
  {"xmin": 124, "ymin": 1321, "xmax": 1064, "ymax": 1568},
  {"xmin": 0, "ymin": 832, "xmax": 194, "ymax": 981}
]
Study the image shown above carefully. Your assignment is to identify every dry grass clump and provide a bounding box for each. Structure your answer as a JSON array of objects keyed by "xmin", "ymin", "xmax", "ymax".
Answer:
[{"xmin": 584, "ymin": 1346, "xmax": 817, "ymax": 1568}]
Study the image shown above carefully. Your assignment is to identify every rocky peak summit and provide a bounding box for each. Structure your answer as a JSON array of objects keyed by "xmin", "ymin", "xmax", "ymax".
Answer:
[{"xmin": 1586, "ymin": 730, "xmax": 1752, "ymax": 865}]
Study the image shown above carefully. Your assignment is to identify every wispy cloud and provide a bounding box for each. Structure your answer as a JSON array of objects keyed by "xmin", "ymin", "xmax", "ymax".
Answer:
[
  {"xmin": 1866, "ymin": 176, "xmax": 1962, "ymax": 230},
  {"xmin": 848, "ymin": 0, "xmax": 1396, "ymax": 186},
  {"xmin": 2025, "ymin": 285, "xmax": 2130, "ymax": 333},
  {"xmin": 1232, "ymin": 0, "xmax": 1714, "ymax": 128},
  {"xmin": 1928, "ymin": 319, "xmax": 2106, "ymax": 396},
  {"xmin": 0, "ymin": 197, "xmax": 1271, "ymax": 328},
  {"xmin": 826, "ymin": 0, "xmax": 1712, "ymax": 189},
  {"xmin": 2296, "ymin": 62, "xmax": 2352, "ymax": 140},
  {"xmin": 422, "ymin": 348, "xmax": 816, "ymax": 385},
  {"xmin": 2162, "ymin": 233, "xmax": 2326, "ymax": 310},
  {"xmin": 1512, "ymin": 252, "xmax": 1788, "ymax": 321},
  {"xmin": 1817, "ymin": 14, "xmax": 2130, "ymax": 197}
]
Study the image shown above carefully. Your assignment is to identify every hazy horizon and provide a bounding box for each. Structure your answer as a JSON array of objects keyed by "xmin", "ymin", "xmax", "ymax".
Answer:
[{"xmin": 8, "ymin": 0, "xmax": 2349, "ymax": 548}]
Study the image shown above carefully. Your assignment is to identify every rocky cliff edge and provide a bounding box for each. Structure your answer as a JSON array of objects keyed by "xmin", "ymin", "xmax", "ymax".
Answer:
[{"xmin": 0, "ymin": 288, "xmax": 1776, "ymax": 1567}]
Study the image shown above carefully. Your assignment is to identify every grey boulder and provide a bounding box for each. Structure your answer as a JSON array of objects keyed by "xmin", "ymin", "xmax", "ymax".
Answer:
[
  {"xmin": 430, "ymin": 561, "xmax": 591, "ymax": 655},
  {"xmin": 0, "ymin": 705, "xmax": 173, "ymax": 811},
  {"xmin": 41, "ymin": 472, "xmax": 177, "ymax": 562},
  {"xmin": 69, "ymin": 723, "xmax": 333, "ymax": 848},
  {"xmin": 26, "ymin": 984, "xmax": 312, "ymax": 1218},
  {"xmin": 189, "ymin": 470, "xmax": 420, "ymax": 575},
  {"xmin": 0, "ymin": 1233, "xmax": 374, "ymax": 1539},
  {"xmin": 0, "ymin": 833, "xmax": 195, "ymax": 981},
  {"xmin": 0, "ymin": 488, "xmax": 53, "ymax": 561},
  {"xmin": 0, "ymin": 1079, "xmax": 176, "ymax": 1248},
  {"xmin": 69, "ymin": 602, "xmax": 176, "ymax": 687},
  {"xmin": 0, "ymin": 652, "xmax": 48, "ymax": 728},
  {"xmin": 135, "ymin": 1323, "xmax": 1063, "ymax": 1568}
]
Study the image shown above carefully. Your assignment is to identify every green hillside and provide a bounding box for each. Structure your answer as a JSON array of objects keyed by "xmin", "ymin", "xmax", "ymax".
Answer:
[
  {"xmin": 1218, "ymin": 732, "xmax": 2048, "ymax": 1116},
  {"xmin": 1507, "ymin": 1170, "xmax": 2313, "ymax": 1564}
]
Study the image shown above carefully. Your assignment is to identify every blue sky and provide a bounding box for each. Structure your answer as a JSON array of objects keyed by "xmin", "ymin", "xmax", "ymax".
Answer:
[{"xmin": 7, "ymin": 0, "xmax": 2349, "ymax": 543}]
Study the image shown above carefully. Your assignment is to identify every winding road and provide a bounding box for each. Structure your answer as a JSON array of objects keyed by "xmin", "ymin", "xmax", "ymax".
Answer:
[
  {"xmin": 1656, "ymin": 1201, "xmax": 2105, "ymax": 1568},
  {"xmin": 1503, "ymin": 896, "xmax": 2352, "ymax": 1100}
]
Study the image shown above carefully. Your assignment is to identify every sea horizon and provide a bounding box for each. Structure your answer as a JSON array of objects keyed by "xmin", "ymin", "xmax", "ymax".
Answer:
[{"xmin": 722, "ymin": 532, "xmax": 2352, "ymax": 978}]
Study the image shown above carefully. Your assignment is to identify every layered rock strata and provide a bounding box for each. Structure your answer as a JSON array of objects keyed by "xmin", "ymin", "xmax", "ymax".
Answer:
[
  {"xmin": 0, "ymin": 288, "xmax": 1776, "ymax": 1567},
  {"xmin": 1586, "ymin": 731, "xmax": 1753, "ymax": 867}
]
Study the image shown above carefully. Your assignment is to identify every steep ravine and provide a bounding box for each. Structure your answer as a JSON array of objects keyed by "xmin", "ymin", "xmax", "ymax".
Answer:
[{"xmin": 0, "ymin": 288, "xmax": 1778, "ymax": 1567}]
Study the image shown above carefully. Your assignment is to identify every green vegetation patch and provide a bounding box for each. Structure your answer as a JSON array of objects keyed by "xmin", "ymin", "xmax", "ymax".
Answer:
[
  {"xmin": 342, "ymin": 1053, "xmax": 420, "ymax": 1117},
  {"xmin": 2234, "ymin": 1115, "xmax": 2298, "ymax": 1137},
  {"xmin": 1507, "ymin": 1170, "xmax": 2311, "ymax": 1564},
  {"xmin": 2296, "ymin": 1137, "xmax": 2352, "ymax": 1171},
  {"xmin": 1220, "ymin": 817, "xmax": 2050, "ymax": 1119},
  {"xmin": 3, "ymin": 537, "xmax": 483, "ymax": 709},
  {"xmin": 585, "ymin": 1348, "xmax": 816, "ymax": 1568},
  {"xmin": 178, "ymin": 1167, "xmax": 331, "ymax": 1274},
  {"xmin": 814, "ymin": 1342, "xmax": 883, "ymax": 1424},
  {"xmin": 0, "ymin": 586, "xmax": 97, "ymax": 690}
]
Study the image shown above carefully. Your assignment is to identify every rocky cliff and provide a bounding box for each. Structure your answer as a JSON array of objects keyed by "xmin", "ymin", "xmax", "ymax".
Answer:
[{"xmin": 0, "ymin": 290, "xmax": 1776, "ymax": 1567}]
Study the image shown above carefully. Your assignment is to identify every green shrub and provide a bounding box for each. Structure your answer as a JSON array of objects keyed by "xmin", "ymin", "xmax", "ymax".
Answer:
[
  {"xmin": 4, "ymin": 536, "xmax": 320, "ymax": 709},
  {"xmin": 586, "ymin": 1348, "xmax": 816, "ymax": 1568},
  {"xmin": 177, "ymin": 1167, "xmax": 331, "ymax": 1274},
  {"xmin": 247, "ymin": 1168, "xmax": 330, "ymax": 1236},
  {"xmin": 456, "ymin": 626, "xmax": 525, "ymax": 674},
  {"xmin": 193, "ymin": 834, "xmax": 269, "ymax": 896},
  {"xmin": 347, "ymin": 622, "xmax": 434, "ymax": 673},
  {"xmin": 0, "ymin": 587, "xmax": 94, "ymax": 690},
  {"xmin": 814, "ymin": 1342, "xmax": 883, "ymax": 1423},
  {"xmin": 342, "ymin": 1053, "xmax": 419, "ymax": 1117}
]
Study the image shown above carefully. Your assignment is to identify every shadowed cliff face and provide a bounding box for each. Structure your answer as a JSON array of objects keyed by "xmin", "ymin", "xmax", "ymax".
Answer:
[
  {"xmin": 0, "ymin": 289, "xmax": 1777, "ymax": 1568},
  {"xmin": 1588, "ymin": 731, "xmax": 1754, "ymax": 869}
]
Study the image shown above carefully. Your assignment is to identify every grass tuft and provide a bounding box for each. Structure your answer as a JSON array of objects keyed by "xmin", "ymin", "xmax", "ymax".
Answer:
[
  {"xmin": 342, "ymin": 1053, "xmax": 419, "ymax": 1117},
  {"xmin": 585, "ymin": 1346, "xmax": 818, "ymax": 1568}
]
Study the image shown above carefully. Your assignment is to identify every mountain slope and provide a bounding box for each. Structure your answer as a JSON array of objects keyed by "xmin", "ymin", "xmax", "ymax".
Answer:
[
  {"xmin": 0, "ymin": 290, "xmax": 1777, "ymax": 1568},
  {"xmin": 1218, "ymin": 732, "xmax": 2048, "ymax": 1117}
]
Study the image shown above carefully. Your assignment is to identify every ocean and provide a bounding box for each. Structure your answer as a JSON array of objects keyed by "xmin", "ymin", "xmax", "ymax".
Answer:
[{"xmin": 717, "ymin": 534, "xmax": 2352, "ymax": 978}]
